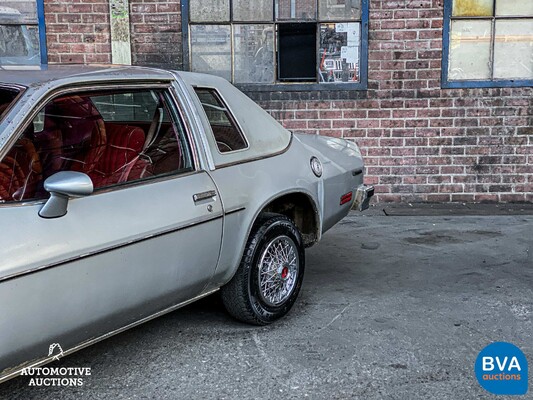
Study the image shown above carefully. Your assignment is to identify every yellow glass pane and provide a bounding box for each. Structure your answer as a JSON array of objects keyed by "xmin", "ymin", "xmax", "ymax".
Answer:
[
  {"xmin": 452, "ymin": 0, "xmax": 493, "ymax": 17},
  {"xmin": 449, "ymin": 20, "xmax": 491, "ymax": 80},
  {"xmin": 494, "ymin": 19, "xmax": 533, "ymax": 79}
]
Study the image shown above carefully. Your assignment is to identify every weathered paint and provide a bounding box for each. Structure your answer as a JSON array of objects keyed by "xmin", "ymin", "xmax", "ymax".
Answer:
[
  {"xmin": 109, "ymin": 0, "xmax": 132, "ymax": 65},
  {"xmin": 452, "ymin": 0, "xmax": 493, "ymax": 17}
]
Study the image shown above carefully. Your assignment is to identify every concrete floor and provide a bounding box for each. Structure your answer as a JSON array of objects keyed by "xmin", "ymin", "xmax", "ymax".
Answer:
[{"xmin": 2, "ymin": 208, "xmax": 532, "ymax": 399}]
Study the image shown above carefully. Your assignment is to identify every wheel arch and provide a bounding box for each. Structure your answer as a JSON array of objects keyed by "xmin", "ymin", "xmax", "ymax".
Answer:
[{"xmin": 253, "ymin": 190, "xmax": 321, "ymax": 248}]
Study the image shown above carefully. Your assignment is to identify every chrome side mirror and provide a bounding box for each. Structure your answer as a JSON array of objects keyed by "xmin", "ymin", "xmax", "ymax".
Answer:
[{"xmin": 39, "ymin": 171, "xmax": 93, "ymax": 218}]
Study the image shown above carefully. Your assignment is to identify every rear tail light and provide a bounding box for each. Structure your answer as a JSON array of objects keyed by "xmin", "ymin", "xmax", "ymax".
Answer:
[{"xmin": 340, "ymin": 191, "xmax": 353, "ymax": 205}]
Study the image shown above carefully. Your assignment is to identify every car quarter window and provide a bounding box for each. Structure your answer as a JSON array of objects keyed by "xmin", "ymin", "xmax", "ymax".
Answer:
[
  {"xmin": 194, "ymin": 87, "xmax": 248, "ymax": 153},
  {"xmin": 0, "ymin": 88, "xmax": 194, "ymax": 203}
]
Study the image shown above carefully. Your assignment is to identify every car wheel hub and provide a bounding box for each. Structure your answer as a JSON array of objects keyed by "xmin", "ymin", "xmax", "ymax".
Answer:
[
  {"xmin": 258, "ymin": 235, "xmax": 299, "ymax": 307},
  {"xmin": 279, "ymin": 265, "xmax": 289, "ymax": 280}
]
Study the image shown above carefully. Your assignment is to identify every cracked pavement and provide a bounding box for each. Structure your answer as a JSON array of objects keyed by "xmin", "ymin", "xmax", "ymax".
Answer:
[{"xmin": 2, "ymin": 208, "xmax": 532, "ymax": 399}]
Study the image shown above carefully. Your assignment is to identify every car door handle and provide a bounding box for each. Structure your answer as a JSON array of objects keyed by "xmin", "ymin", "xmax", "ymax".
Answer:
[{"xmin": 193, "ymin": 190, "xmax": 217, "ymax": 203}]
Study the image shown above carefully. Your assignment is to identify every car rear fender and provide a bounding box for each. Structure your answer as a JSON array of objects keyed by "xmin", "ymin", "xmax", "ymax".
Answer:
[{"xmin": 294, "ymin": 133, "xmax": 366, "ymax": 232}]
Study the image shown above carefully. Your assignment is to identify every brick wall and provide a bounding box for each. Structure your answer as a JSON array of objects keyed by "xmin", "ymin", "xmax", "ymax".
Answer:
[
  {"xmin": 248, "ymin": 0, "xmax": 533, "ymax": 203},
  {"xmin": 44, "ymin": 1, "xmax": 111, "ymax": 64},
  {"xmin": 130, "ymin": 0, "xmax": 182, "ymax": 68},
  {"xmin": 44, "ymin": 1, "xmax": 181, "ymax": 68}
]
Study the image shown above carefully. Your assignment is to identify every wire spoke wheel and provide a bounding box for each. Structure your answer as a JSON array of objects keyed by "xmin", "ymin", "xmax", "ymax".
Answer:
[
  {"xmin": 221, "ymin": 213, "xmax": 305, "ymax": 325},
  {"xmin": 257, "ymin": 235, "xmax": 299, "ymax": 307}
]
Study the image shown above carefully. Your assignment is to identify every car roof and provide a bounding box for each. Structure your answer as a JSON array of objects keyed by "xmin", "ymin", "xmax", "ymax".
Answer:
[
  {"xmin": 0, "ymin": 65, "xmax": 292, "ymax": 166},
  {"xmin": 0, "ymin": 64, "xmax": 175, "ymax": 88}
]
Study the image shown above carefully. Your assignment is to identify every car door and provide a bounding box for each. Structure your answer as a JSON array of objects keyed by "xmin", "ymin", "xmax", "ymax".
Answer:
[{"xmin": 0, "ymin": 85, "xmax": 223, "ymax": 375}]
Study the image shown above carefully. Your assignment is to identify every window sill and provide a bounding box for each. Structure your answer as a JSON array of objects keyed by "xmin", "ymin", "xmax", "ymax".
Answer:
[
  {"xmin": 235, "ymin": 81, "xmax": 368, "ymax": 92},
  {"xmin": 442, "ymin": 79, "xmax": 533, "ymax": 89}
]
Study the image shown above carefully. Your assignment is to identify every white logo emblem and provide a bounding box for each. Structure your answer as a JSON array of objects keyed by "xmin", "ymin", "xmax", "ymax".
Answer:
[{"xmin": 48, "ymin": 343, "xmax": 64, "ymax": 361}]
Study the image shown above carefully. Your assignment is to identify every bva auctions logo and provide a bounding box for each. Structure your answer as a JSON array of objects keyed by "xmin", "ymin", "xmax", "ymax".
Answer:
[{"xmin": 475, "ymin": 342, "xmax": 528, "ymax": 395}]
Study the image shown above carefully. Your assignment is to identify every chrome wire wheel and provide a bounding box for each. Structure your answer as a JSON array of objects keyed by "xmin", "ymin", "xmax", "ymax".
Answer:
[{"xmin": 257, "ymin": 235, "xmax": 300, "ymax": 307}]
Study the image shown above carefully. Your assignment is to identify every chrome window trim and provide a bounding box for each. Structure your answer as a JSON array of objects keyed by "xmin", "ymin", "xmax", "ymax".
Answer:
[
  {"xmin": 167, "ymin": 85, "xmax": 201, "ymax": 171},
  {"xmin": 169, "ymin": 75, "xmax": 216, "ymax": 171}
]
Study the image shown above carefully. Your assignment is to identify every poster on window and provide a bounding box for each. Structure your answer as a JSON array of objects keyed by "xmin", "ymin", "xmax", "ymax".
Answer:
[{"xmin": 318, "ymin": 22, "xmax": 361, "ymax": 83}]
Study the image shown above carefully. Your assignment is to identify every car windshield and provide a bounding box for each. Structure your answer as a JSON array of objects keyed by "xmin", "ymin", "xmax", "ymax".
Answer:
[{"xmin": 0, "ymin": 87, "xmax": 21, "ymax": 122}]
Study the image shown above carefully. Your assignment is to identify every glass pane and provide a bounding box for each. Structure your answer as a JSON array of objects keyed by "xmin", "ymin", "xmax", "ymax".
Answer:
[
  {"xmin": 452, "ymin": 0, "xmax": 493, "ymax": 17},
  {"xmin": 319, "ymin": 23, "xmax": 360, "ymax": 83},
  {"xmin": 0, "ymin": 0, "xmax": 37, "ymax": 22},
  {"xmin": 190, "ymin": 0, "xmax": 229, "ymax": 22},
  {"xmin": 190, "ymin": 25, "xmax": 231, "ymax": 81},
  {"xmin": 494, "ymin": 19, "xmax": 533, "ymax": 79},
  {"xmin": 92, "ymin": 92, "xmax": 158, "ymax": 122},
  {"xmin": 319, "ymin": 0, "xmax": 361, "ymax": 21},
  {"xmin": 496, "ymin": 0, "xmax": 533, "ymax": 17},
  {"xmin": 275, "ymin": 0, "xmax": 316, "ymax": 20},
  {"xmin": 449, "ymin": 20, "xmax": 491, "ymax": 80},
  {"xmin": 234, "ymin": 24, "xmax": 274, "ymax": 83},
  {"xmin": 0, "ymin": 24, "xmax": 40, "ymax": 65},
  {"xmin": 194, "ymin": 88, "xmax": 248, "ymax": 153},
  {"xmin": 233, "ymin": 0, "xmax": 273, "ymax": 21}
]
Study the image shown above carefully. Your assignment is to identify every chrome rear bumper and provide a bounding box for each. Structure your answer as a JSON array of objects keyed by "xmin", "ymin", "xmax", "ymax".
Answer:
[{"xmin": 354, "ymin": 185, "xmax": 374, "ymax": 212}]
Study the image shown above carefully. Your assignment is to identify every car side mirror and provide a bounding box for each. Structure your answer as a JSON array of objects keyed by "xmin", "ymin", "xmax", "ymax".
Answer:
[{"xmin": 39, "ymin": 171, "xmax": 94, "ymax": 218}]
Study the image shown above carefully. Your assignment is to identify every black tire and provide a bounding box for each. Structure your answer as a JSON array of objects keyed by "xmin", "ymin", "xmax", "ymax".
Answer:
[{"xmin": 221, "ymin": 213, "xmax": 305, "ymax": 325}]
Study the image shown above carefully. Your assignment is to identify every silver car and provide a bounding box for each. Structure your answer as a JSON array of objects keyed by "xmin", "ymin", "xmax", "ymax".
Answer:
[{"xmin": 0, "ymin": 65, "xmax": 373, "ymax": 382}]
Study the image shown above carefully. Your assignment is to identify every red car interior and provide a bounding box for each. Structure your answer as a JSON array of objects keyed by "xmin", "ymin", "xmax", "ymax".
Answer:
[{"xmin": 0, "ymin": 92, "xmax": 186, "ymax": 202}]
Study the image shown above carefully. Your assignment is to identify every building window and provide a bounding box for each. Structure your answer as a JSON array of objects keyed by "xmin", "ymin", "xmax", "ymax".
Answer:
[
  {"xmin": 0, "ymin": 0, "xmax": 47, "ymax": 65},
  {"xmin": 183, "ymin": 0, "xmax": 369, "ymax": 90},
  {"xmin": 442, "ymin": 0, "xmax": 533, "ymax": 88}
]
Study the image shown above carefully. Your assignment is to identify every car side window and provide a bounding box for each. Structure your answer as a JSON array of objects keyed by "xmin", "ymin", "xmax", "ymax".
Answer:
[
  {"xmin": 194, "ymin": 88, "xmax": 248, "ymax": 153},
  {"xmin": 0, "ymin": 88, "xmax": 194, "ymax": 203}
]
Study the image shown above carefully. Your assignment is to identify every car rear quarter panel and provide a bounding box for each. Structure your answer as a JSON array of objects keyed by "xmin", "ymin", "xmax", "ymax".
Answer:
[
  {"xmin": 205, "ymin": 134, "xmax": 365, "ymax": 289},
  {"xmin": 295, "ymin": 133, "xmax": 366, "ymax": 232},
  {"xmin": 174, "ymin": 71, "xmax": 292, "ymax": 168}
]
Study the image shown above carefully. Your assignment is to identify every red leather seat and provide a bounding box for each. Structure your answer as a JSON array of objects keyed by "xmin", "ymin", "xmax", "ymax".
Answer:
[
  {"xmin": 0, "ymin": 137, "xmax": 42, "ymax": 201},
  {"xmin": 88, "ymin": 124, "xmax": 150, "ymax": 188},
  {"xmin": 40, "ymin": 95, "xmax": 106, "ymax": 176}
]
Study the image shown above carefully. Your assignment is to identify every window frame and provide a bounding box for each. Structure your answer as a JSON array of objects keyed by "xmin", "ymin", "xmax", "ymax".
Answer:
[
  {"xmin": 441, "ymin": 0, "xmax": 533, "ymax": 88},
  {"xmin": 181, "ymin": 0, "xmax": 369, "ymax": 91},
  {"xmin": 0, "ymin": 0, "xmax": 47, "ymax": 65},
  {"xmin": 37, "ymin": 0, "xmax": 47, "ymax": 64}
]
